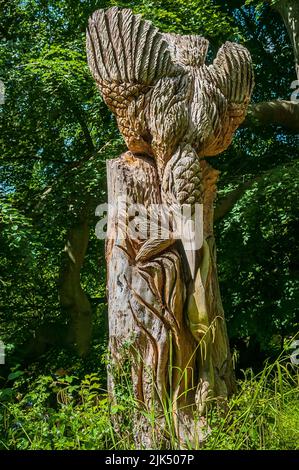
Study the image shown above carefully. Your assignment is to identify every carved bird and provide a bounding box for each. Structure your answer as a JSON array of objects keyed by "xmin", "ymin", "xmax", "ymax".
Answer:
[{"xmin": 86, "ymin": 7, "xmax": 254, "ymax": 277}]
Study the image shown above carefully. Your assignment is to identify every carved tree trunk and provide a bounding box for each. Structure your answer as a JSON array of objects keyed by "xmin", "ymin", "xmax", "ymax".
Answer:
[
  {"xmin": 106, "ymin": 152, "xmax": 235, "ymax": 448},
  {"xmin": 86, "ymin": 6, "xmax": 252, "ymax": 449}
]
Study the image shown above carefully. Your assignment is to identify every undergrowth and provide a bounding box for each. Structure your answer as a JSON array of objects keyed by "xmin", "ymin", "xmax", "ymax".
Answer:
[{"xmin": 0, "ymin": 350, "xmax": 298, "ymax": 450}]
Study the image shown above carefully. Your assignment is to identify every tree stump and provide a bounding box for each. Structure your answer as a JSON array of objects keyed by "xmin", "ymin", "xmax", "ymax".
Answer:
[{"xmin": 106, "ymin": 152, "xmax": 235, "ymax": 448}]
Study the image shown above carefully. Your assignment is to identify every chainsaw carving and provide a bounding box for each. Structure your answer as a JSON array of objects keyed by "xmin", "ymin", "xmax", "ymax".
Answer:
[{"xmin": 87, "ymin": 6, "xmax": 253, "ymax": 447}]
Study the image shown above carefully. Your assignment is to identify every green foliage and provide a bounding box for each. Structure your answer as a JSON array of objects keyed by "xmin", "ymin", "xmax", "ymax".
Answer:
[
  {"xmin": 0, "ymin": 373, "xmax": 112, "ymax": 450},
  {"xmin": 0, "ymin": 342, "xmax": 112, "ymax": 450},
  {"xmin": 113, "ymin": 0, "xmax": 239, "ymax": 44},
  {"xmin": 1, "ymin": 353, "xmax": 298, "ymax": 450},
  {"xmin": 205, "ymin": 356, "xmax": 299, "ymax": 450},
  {"xmin": 217, "ymin": 162, "xmax": 299, "ymax": 350}
]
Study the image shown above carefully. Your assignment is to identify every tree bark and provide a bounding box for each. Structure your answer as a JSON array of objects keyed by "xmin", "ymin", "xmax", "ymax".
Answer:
[
  {"xmin": 273, "ymin": 0, "xmax": 299, "ymax": 81},
  {"xmin": 59, "ymin": 217, "xmax": 92, "ymax": 356},
  {"xmin": 106, "ymin": 152, "xmax": 235, "ymax": 448}
]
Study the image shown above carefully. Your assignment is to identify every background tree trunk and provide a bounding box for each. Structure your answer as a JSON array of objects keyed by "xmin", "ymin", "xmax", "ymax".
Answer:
[
  {"xmin": 106, "ymin": 152, "xmax": 235, "ymax": 448},
  {"xmin": 274, "ymin": 0, "xmax": 299, "ymax": 81},
  {"xmin": 241, "ymin": 0, "xmax": 299, "ymax": 133},
  {"xmin": 59, "ymin": 217, "xmax": 92, "ymax": 356}
]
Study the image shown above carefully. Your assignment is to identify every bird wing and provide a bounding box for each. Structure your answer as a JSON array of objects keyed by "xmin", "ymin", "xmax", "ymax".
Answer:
[
  {"xmin": 86, "ymin": 7, "xmax": 180, "ymax": 114},
  {"xmin": 210, "ymin": 41, "xmax": 254, "ymax": 111},
  {"xmin": 200, "ymin": 41, "xmax": 254, "ymax": 155}
]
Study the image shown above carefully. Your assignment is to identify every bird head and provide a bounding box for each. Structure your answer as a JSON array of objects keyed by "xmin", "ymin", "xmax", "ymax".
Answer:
[{"xmin": 164, "ymin": 34, "xmax": 209, "ymax": 67}]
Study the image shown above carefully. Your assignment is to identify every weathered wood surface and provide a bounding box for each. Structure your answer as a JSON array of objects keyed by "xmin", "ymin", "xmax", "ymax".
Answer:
[{"xmin": 106, "ymin": 153, "xmax": 234, "ymax": 447}]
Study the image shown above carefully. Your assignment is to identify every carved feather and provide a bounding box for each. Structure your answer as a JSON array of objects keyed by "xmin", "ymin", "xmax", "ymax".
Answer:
[
  {"xmin": 136, "ymin": 238, "xmax": 175, "ymax": 263},
  {"xmin": 87, "ymin": 7, "xmax": 176, "ymax": 92},
  {"xmin": 209, "ymin": 41, "xmax": 254, "ymax": 107}
]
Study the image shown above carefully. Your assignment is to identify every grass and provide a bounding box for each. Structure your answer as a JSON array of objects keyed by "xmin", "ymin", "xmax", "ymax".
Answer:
[
  {"xmin": 0, "ymin": 350, "xmax": 298, "ymax": 450},
  {"xmin": 205, "ymin": 358, "xmax": 299, "ymax": 450}
]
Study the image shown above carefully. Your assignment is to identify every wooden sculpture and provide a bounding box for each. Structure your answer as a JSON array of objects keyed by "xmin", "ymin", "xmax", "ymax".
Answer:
[{"xmin": 86, "ymin": 6, "xmax": 254, "ymax": 447}]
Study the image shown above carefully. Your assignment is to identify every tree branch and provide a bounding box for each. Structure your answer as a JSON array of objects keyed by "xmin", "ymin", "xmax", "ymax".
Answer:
[
  {"xmin": 58, "ymin": 87, "xmax": 95, "ymax": 154},
  {"xmin": 214, "ymin": 158, "xmax": 298, "ymax": 222},
  {"xmin": 214, "ymin": 179, "xmax": 259, "ymax": 222},
  {"xmin": 243, "ymin": 100, "xmax": 299, "ymax": 132},
  {"xmin": 67, "ymin": 101, "xmax": 95, "ymax": 153}
]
